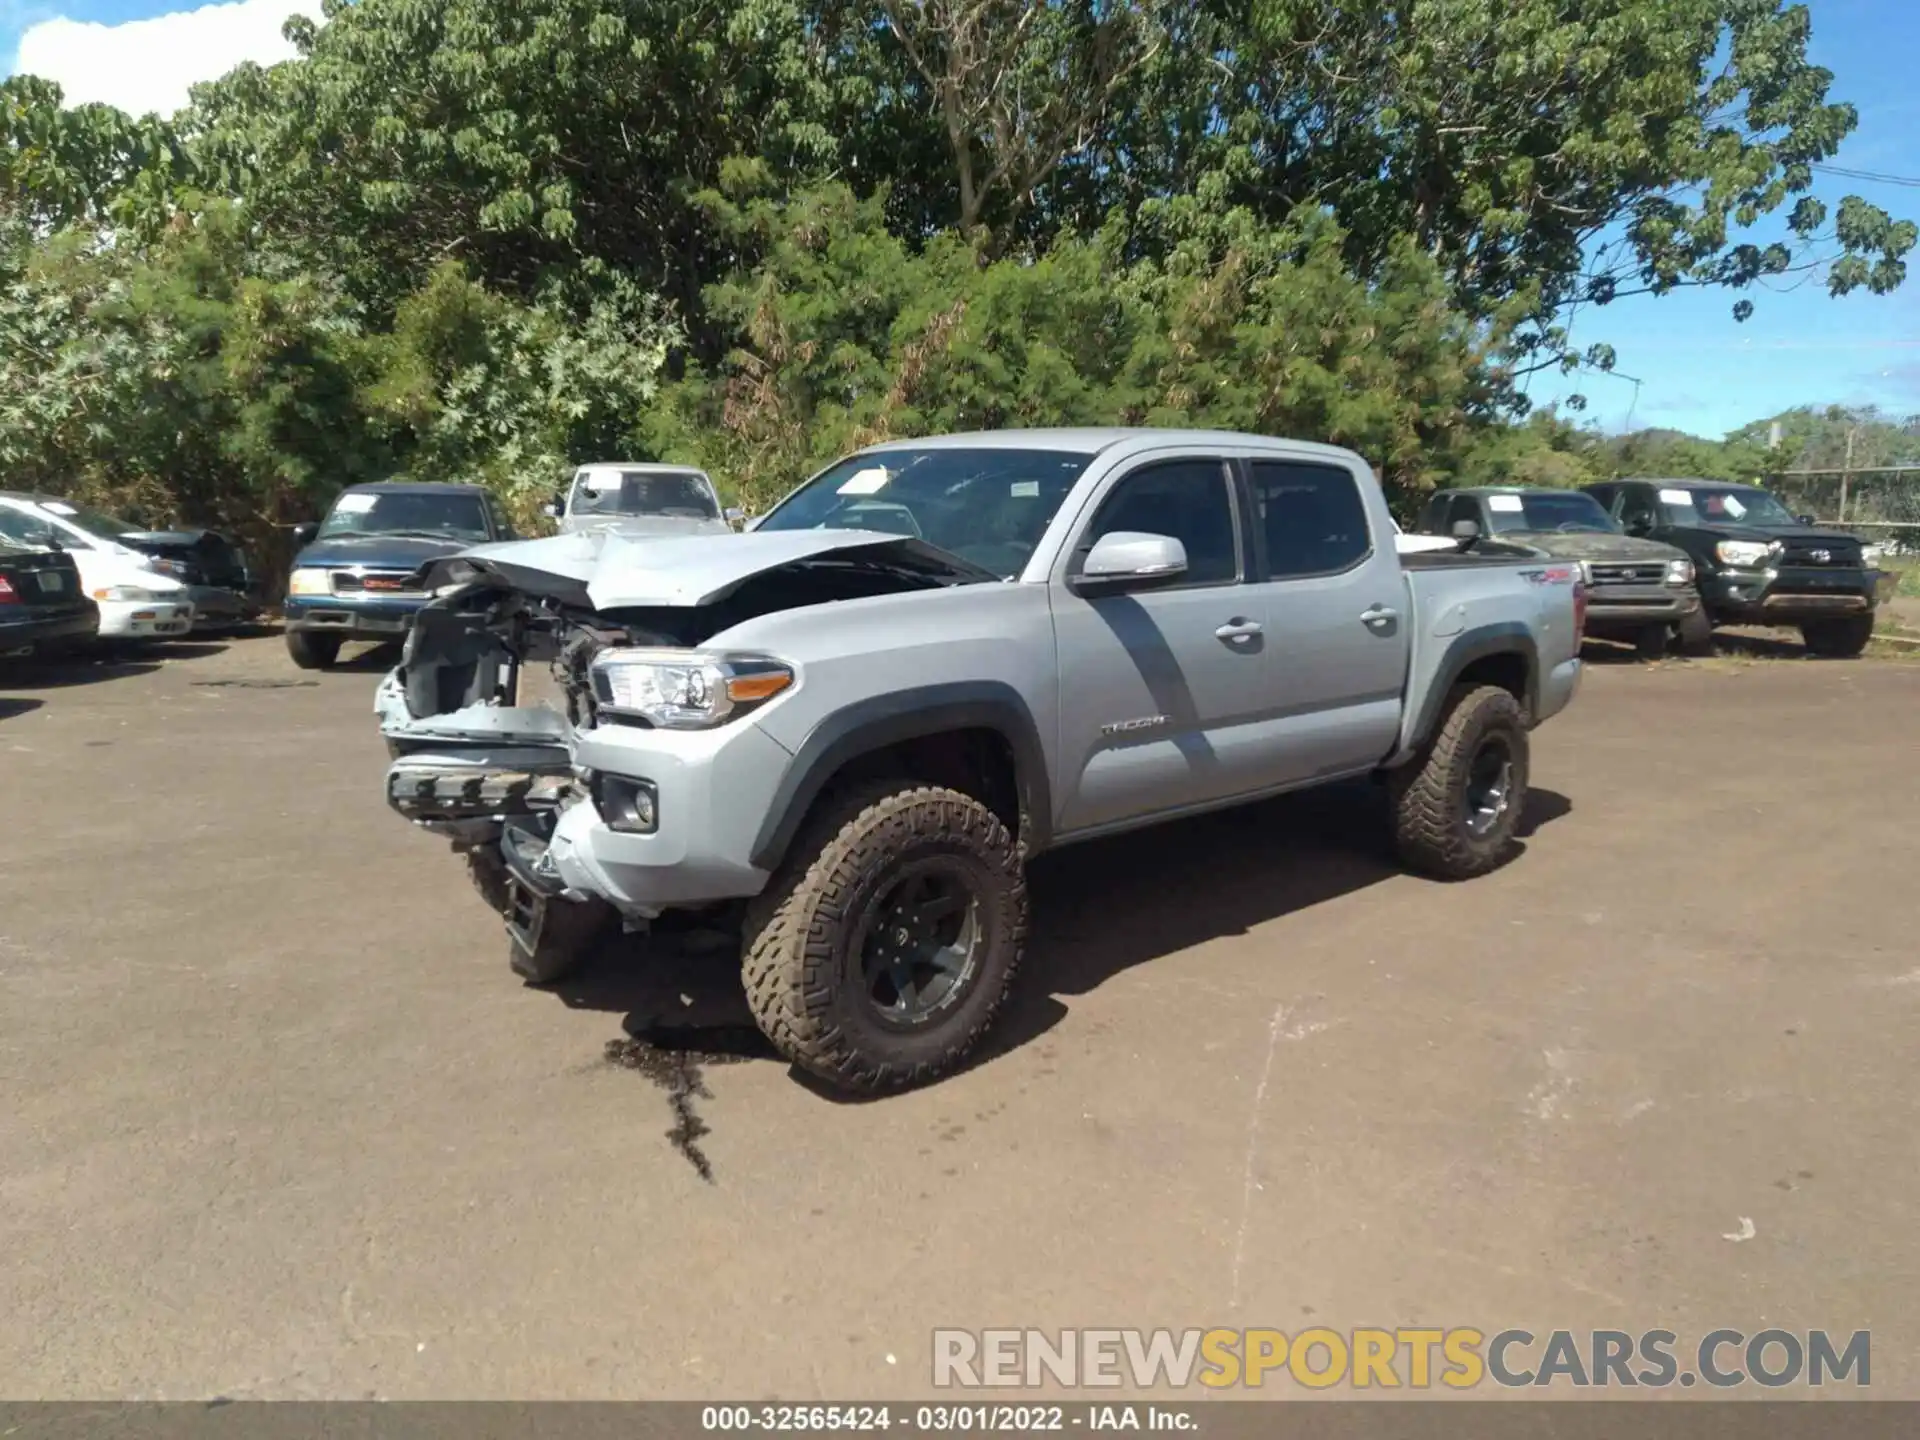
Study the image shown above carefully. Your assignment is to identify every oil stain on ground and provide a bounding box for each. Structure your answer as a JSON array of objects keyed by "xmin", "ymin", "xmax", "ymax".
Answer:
[{"xmin": 605, "ymin": 1024, "xmax": 777, "ymax": 1183}]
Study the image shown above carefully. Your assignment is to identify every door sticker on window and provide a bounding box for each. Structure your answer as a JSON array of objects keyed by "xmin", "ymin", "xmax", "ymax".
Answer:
[{"xmin": 837, "ymin": 468, "xmax": 891, "ymax": 495}]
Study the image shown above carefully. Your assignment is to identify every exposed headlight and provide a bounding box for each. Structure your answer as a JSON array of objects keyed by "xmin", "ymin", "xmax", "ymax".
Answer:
[
  {"xmin": 287, "ymin": 567, "xmax": 332, "ymax": 595},
  {"xmin": 1715, "ymin": 540, "xmax": 1776, "ymax": 568},
  {"xmin": 588, "ymin": 648, "xmax": 794, "ymax": 729},
  {"xmin": 1665, "ymin": 557, "xmax": 1695, "ymax": 585},
  {"xmin": 91, "ymin": 585, "xmax": 160, "ymax": 602}
]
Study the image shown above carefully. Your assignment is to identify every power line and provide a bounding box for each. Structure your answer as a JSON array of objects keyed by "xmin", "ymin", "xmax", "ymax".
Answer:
[{"xmin": 1812, "ymin": 162, "xmax": 1920, "ymax": 189}]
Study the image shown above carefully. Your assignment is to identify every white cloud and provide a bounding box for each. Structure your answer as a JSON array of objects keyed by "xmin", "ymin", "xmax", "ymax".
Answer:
[{"xmin": 14, "ymin": 0, "xmax": 324, "ymax": 118}]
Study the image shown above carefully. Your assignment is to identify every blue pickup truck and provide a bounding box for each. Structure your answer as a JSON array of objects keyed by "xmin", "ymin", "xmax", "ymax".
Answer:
[{"xmin": 283, "ymin": 482, "xmax": 518, "ymax": 669}]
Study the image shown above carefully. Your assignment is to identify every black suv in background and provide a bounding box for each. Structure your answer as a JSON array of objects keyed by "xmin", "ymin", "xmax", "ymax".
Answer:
[{"xmin": 1581, "ymin": 480, "xmax": 1883, "ymax": 657}]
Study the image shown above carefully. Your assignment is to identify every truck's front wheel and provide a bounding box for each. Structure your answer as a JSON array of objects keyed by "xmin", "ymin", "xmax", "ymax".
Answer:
[
  {"xmin": 741, "ymin": 781, "xmax": 1028, "ymax": 1095},
  {"xmin": 1390, "ymin": 685, "xmax": 1530, "ymax": 880},
  {"xmin": 286, "ymin": 630, "xmax": 341, "ymax": 670},
  {"xmin": 1800, "ymin": 614, "xmax": 1874, "ymax": 658}
]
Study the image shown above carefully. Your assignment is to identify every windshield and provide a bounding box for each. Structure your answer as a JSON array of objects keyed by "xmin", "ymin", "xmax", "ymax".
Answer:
[
  {"xmin": 571, "ymin": 469, "xmax": 719, "ymax": 520},
  {"xmin": 1482, "ymin": 491, "xmax": 1619, "ymax": 535},
  {"xmin": 755, "ymin": 447, "xmax": 1096, "ymax": 578},
  {"xmin": 1660, "ymin": 486, "xmax": 1798, "ymax": 528},
  {"xmin": 318, "ymin": 490, "xmax": 490, "ymax": 542}
]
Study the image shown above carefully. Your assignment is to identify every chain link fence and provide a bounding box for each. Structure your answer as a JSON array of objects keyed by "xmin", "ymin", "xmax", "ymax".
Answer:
[{"xmin": 1767, "ymin": 468, "xmax": 1920, "ymax": 557}]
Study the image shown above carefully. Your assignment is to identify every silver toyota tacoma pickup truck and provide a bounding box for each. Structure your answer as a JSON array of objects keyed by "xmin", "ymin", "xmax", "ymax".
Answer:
[{"xmin": 376, "ymin": 429, "xmax": 1586, "ymax": 1093}]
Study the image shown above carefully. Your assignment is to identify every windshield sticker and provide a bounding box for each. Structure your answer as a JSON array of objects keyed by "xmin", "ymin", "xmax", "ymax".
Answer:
[
  {"xmin": 1010, "ymin": 480, "xmax": 1040, "ymax": 498},
  {"xmin": 333, "ymin": 493, "xmax": 378, "ymax": 514},
  {"xmin": 838, "ymin": 467, "xmax": 891, "ymax": 496},
  {"xmin": 1487, "ymin": 494, "xmax": 1525, "ymax": 512},
  {"xmin": 43, "ymin": 501, "xmax": 77, "ymax": 515},
  {"xmin": 1659, "ymin": 488, "xmax": 1694, "ymax": 507},
  {"xmin": 1723, "ymin": 494, "xmax": 1747, "ymax": 518}
]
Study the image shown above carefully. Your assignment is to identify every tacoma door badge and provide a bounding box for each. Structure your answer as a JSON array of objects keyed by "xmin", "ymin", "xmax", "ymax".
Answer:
[{"xmin": 1101, "ymin": 715, "xmax": 1169, "ymax": 737}]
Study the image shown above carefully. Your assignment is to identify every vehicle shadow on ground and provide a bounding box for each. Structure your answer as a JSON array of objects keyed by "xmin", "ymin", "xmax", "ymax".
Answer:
[
  {"xmin": 2, "ymin": 641, "xmax": 229, "ymax": 690},
  {"xmin": 331, "ymin": 641, "xmax": 405, "ymax": 672},
  {"xmin": 553, "ymin": 781, "xmax": 1575, "ymax": 1103},
  {"xmin": 0, "ymin": 696, "xmax": 45, "ymax": 721}
]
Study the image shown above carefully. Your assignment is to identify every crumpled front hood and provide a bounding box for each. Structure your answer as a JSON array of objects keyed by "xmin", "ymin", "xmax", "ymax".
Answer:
[
  {"xmin": 423, "ymin": 528, "xmax": 995, "ymax": 609},
  {"xmin": 1504, "ymin": 532, "xmax": 1685, "ymax": 563}
]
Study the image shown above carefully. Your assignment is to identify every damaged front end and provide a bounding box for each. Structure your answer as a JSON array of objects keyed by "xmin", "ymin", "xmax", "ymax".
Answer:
[{"xmin": 375, "ymin": 529, "xmax": 996, "ymax": 964}]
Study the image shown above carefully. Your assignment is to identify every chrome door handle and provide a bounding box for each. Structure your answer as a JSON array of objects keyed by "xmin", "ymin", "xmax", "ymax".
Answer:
[
  {"xmin": 1215, "ymin": 619, "xmax": 1263, "ymax": 641},
  {"xmin": 1361, "ymin": 605, "xmax": 1399, "ymax": 628}
]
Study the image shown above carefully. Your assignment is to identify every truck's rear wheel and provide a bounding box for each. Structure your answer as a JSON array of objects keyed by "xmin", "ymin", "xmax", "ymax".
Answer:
[
  {"xmin": 1390, "ymin": 685, "xmax": 1530, "ymax": 880},
  {"xmin": 741, "ymin": 781, "xmax": 1027, "ymax": 1095},
  {"xmin": 286, "ymin": 631, "xmax": 341, "ymax": 670},
  {"xmin": 1800, "ymin": 614, "xmax": 1874, "ymax": 658}
]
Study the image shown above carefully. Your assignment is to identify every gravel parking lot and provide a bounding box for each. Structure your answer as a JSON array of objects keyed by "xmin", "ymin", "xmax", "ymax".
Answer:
[{"xmin": 3, "ymin": 635, "xmax": 1917, "ymax": 1399}]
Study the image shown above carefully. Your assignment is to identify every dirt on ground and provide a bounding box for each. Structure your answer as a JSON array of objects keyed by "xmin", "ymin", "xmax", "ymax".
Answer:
[{"xmin": 2, "ymin": 632, "xmax": 1916, "ymax": 1399}]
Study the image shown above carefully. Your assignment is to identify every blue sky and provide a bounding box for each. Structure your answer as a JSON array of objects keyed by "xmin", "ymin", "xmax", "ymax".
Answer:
[{"xmin": 6, "ymin": 0, "xmax": 1917, "ymax": 441}]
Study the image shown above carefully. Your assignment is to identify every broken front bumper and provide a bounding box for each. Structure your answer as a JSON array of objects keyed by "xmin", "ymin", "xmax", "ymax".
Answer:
[{"xmin": 375, "ymin": 669, "xmax": 791, "ymax": 918}]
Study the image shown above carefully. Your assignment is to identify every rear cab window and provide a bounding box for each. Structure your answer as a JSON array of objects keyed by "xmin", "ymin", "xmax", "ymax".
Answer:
[{"xmin": 1248, "ymin": 460, "xmax": 1373, "ymax": 578}]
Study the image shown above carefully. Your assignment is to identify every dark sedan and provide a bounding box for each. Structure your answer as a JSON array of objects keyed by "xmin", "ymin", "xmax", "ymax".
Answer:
[{"xmin": 0, "ymin": 539, "xmax": 99, "ymax": 657}]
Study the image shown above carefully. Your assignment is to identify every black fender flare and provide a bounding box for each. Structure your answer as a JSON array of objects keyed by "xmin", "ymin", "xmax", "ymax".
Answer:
[
  {"xmin": 749, "ymin": 682, "xmax": 1053, "ymax": 872},
  {"xmin": 1405, "ymin": 623, "xmax": 1541, "ymax": 751}
]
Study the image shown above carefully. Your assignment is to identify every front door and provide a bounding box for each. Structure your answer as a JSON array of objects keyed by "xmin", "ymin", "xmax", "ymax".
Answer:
[{"xmin": 1050, "ymin": 455, "xmax": 1269, "ymax": 834}]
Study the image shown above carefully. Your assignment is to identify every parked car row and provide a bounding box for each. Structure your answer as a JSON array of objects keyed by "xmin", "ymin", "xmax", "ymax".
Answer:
[
  {"xmin": 276, "ymin": 464, "xmax": 742, "ymax": 668},
  {"xmin": 0, "ymin": 491, "xmax": 262, "ymax": 660},
  {"xmin": 1415, "ymin": 477, "xmax": 1892, "ymax": 659}
]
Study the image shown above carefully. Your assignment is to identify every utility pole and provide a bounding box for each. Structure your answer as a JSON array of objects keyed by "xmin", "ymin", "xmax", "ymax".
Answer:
[{"xmin": 1840, "ymin": 427, "xmax": 1855, "ymax": 523}]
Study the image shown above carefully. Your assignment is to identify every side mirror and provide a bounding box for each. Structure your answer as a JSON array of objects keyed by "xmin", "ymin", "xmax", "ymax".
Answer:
[
  {"xmin": 1796, "ymin": 514, "xmax": 1817, "ymax": 526},
  {"xmin": 1451, "ymin": 518, "xmax": 1481, "ymax": 551},
  {"xmin": 291, "ymin": 522, "xmax": 318, "ymax": 547},
  {"xmin": 541, "ymin": 501, "xmax": 561, "ymax": 520},
  {"xmin": 1073, "ymin": 531, "xmax": 1189, "ymax": 592},
  {"xmin": 1624, "ymin": 514, "xmax": 1653, "ymax": 537},
  {"xmin": 724, "ymin": 506, "xmax": 745, "ymax": 526}
]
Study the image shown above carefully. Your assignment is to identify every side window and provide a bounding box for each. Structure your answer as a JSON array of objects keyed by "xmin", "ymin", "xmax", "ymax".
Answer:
[
  {"xmin": 1446, "ymin": 494, "xmax": 1481, "ymax": 530},
  {"xmin": 0, "ymin": 505, "xmax": 60, "ymax": 547},
  {"xmin": 1585, "ymin": 484, "xmax": 1614, "ymax": 512},
  {"xmin": 1618, "ymin": 485, "xmax": 1656, "ymax": 530},
  {"xmin": 1249, "ymin": 460, "xmax": 1372, "ymax": 579},
  {"xmin": 1083, "ymin": 459, "xmax": 1239, "ymax": 586},
  {"xmin": 1421, "ymin": 495, "xmax": 1450, "ymax": 532}
]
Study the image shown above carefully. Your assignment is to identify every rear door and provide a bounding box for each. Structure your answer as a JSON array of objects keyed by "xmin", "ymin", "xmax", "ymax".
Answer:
[
  {"xmin": 1242, "ymin": 455, "xmax": 1412, "ymax": 783},
  {"xmin": 1050, "ymin": 452, "xmax": 1271, "ymax": 834}
]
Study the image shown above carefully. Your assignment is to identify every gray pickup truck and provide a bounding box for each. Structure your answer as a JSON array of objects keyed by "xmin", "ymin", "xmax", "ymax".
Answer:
[{"xmin": 376, "ymin": 429, "xmax": 1585, "ymax": 1093}]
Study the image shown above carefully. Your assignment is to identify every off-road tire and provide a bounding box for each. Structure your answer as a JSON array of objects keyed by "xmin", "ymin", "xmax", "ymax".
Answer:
[
  {"xmin": 1800, "ymin": 614, "xmax": 1874, "ymax": 659},
  {"xmin": 285, "ymin": 630, "xmax": 342, "ymax": 670},
  {"xmin": 741, "ymin": 781, "xmax": 1028, "ymax": 1095},
  {"xmin": 1676, "ymin": 605, "xmax": 1716, "ymax": 657},
  {"xmin": 1634, "ymin": 624, "xmax": 1668, "ymax": 661},
  {"xmin": 1390, "ymin": 684, "xmax": 1530, "ymax": 881}
]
